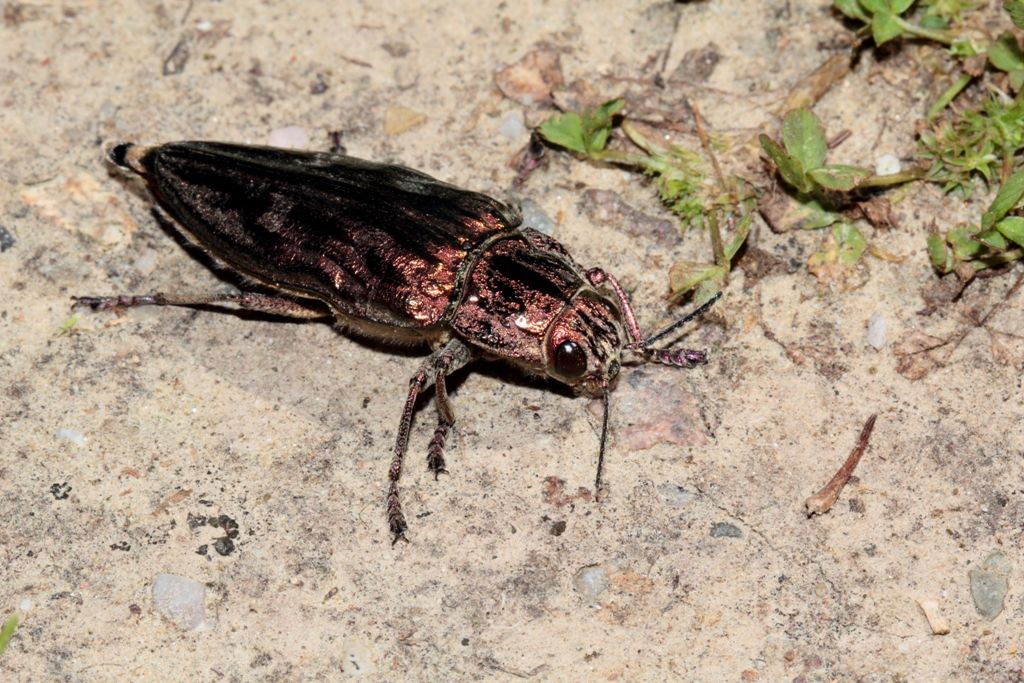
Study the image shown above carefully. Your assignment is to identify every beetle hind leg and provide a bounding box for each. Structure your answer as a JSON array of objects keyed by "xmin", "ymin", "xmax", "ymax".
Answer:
[{"xmin": 73, "ymin": 291, "xmax": 332, "ymax": 320}]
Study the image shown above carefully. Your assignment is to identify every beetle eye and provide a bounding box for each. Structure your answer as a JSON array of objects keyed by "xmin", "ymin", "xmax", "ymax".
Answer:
[{"xmin": 552, "ymin": 340, "xmax": 587, "ymax": 381}]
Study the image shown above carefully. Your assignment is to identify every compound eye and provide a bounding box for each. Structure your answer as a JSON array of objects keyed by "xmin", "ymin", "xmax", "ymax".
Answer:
[{"xmin": 553, "ymin": 340, "xmax": 588, "ymax": 381}]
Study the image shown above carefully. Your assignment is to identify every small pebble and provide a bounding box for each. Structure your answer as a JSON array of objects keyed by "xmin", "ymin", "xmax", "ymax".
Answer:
[
  {"xmin": 55, "ymin": 428, "xmax": 86, "ymax": 447},
  {"xmin": 498, "ymin": 110, "xmax": 527, "ymax": 140},
  {"xmin": 517, "ymin": 198, "xmax": 555, "ymax": 236},
  {"xmin": 341, "ymin": 638, "xmax": 378, "ymax": 676},
  {"xmin": 866, "ymin": 312, "xmax": 887, "ymax": 350},
  {"xmin": 152, "ymin": 573, "xmax": 207, "ymax": 631},
  {"xmin": 875, "ymin": 154, "xmax": 901, "ymax": 176},
  {"xmin": 915, "ymin": 597, "xmax": 950, "ymax": 635},
  {"xmin": 710, "ymin": 522, "xmax": 742, "ymax": 538},
  {"xmin": 573, "ymin": 565, "xmax": 609, "ymax": 604},
  {"xmin": 132, "ymin": 249, "xmax": 158, "ymax": 277},
  {"xmin": 0, "ymin": 225, "xmax": 14, "ymax": 252},
  {"xmin": 657, "ymin": 483, "xmax": 694, "ymax": 507},
  {"xmin": 267, "ymin": 125, "xmax": 309, "ymax": 149},
  {"xmin": 969, "ymin": 550, "xmax": 1012, "ymax": 620}
]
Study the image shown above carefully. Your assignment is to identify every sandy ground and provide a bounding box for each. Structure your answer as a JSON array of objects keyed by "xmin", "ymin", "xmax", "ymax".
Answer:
[{"xmin": 1, "ymin": 0, "xmax": 1022, "ymax": 680}]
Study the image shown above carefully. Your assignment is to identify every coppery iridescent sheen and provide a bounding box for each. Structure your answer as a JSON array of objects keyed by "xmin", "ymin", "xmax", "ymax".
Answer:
[{"xmin": 130, "ymin": 141, "xmax": 625, "ymax": 392}]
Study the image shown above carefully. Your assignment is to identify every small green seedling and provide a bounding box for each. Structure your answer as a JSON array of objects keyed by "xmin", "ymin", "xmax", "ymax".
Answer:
[
  {"xmin": 539, "ymin": 98, "xmax": 751, "ymax": 302},
  {"xmin": 759, "ymin": 108, "xmax": 872, "ymax": 198},
  {"xmin": 928, "ymin": 170, "xmax": 1024, "ymax": 277},
  {"xmin": 833, "ymin": 0, "xmax": 956, "ymax": 46},
  {"xmin": 0, "ymin": 614, "xmax": 18, "ymax": 657}
]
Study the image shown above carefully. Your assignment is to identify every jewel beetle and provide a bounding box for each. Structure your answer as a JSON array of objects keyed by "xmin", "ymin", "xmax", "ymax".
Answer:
[{"xmin": 76, "ymin": 141, "xmax": 718, "ymax": 542}]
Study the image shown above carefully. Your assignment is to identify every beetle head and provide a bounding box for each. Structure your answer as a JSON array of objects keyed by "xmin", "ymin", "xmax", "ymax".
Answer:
[{"xmin": 543, "ymin": 290, "xmax": 624, "ymax": 397}]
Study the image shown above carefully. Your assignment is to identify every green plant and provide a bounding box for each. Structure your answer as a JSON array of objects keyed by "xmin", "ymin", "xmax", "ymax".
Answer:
[
  {"xmin": 920, "ymin": 92, "xmax": 1024, "ymax": 193},
  {"xmin": 928, "ymin": 170, "xmax": 1024, "ymax": 277},
  {"xmin": 539, "ymin": 98, "xmax": 751, "ymax": 302},
  {"xmin": 833, "ymin": 0, "xmax": 957, "ymax": 46},
  {"xmin": 0, "ymin": 614, "xmax": 17, "ymax": 657}
]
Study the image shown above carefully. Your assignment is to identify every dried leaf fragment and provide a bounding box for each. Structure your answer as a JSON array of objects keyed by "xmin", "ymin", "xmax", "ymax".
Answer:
[
  {"xmin": 495, "ymin": 46, "xmax": 564, "ymax": 105},
  {"xmin": 383, "ymin": 106, "xmax": 427, "ymax": 136},
  {"xmin": 893, "ymin": 331, "xmax": 948, "ymax": 380}
]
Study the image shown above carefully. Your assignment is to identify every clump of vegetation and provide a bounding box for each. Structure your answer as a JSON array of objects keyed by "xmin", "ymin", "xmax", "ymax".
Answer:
[
  {"xmin": 539, "ymin": 98, "xmax": 751, "ymax": 303},
  {"xmin": 928, "ymin": 170, "xmax": 1024, "ymax": 277},
  {"xmin": 535, "ymin": 1, "xmax": 1024, "ymax": 295}
]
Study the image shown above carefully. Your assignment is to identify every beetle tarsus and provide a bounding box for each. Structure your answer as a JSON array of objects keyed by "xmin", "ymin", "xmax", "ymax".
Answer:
[
  {"xmin": 72, "ymin": 294, "xmax": 165, "ymax": 311},
  {"xmin": 427, "ymin": 367, "xmax": 456, "ymax": 478},
  {"xmin": 646, "ymin": 347, "xmax": 708, "ymax": 368},
  {"xmin": 387, "ymin": 482, "xmax": 409, "ymax": 544}
]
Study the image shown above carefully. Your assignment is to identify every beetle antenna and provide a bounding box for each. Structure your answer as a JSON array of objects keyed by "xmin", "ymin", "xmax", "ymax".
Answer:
[
  {"xmin": 640, "ymin": 291, "xmax": 721, "ymax": 348},
  {"xmin": 594, "ymin": 389, "xmax": 610, "ymax": 500}
]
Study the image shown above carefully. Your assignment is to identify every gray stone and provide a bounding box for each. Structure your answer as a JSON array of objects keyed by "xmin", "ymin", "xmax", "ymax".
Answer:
[
  {"xmin": 710, "ymin": 522, "xmax": 742, "ymax": 538},
  {"xmin": 969, "ymin": 550, "xmax": 1012, "ymax": 620},
  {"xmin": 657, "ymin": 483, "xmax": 695, "ymax": 507},
  {"xmin": 573, "ymin": 565, "xmax": 609, "ymax": 604},
  {"xmin": 152, "ymin": 573, "xmax": 206, "ymax": 631}
]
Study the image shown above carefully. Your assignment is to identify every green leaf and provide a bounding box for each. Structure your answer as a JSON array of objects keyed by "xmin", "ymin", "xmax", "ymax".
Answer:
[
  {"xmin": 891, "ymin": 0, "xmax": 915, "ymax": 14},
  {"xmin": 948, "ymin": 226, "xmax": 985, "ymax": 259},
  {"xmin": 782, "ymin": 109, "xmax": 827, "ymax": 171},
  {"xmin": 537, "ymin": 99, "xmax": 625, "ymax": 156},
  {"xmin": 834, "ymin": 0, "xmax": 870, "ymax": 21},
  {"xmin": 834, "ymin": 223, "xmax": 867, "ymax": 264},
  {"xmin": 585, "ymin": 99, "xmax": 626, "ymax": 153},
  {"xmin": 982, "ymin": 171, "xmax": 1024, "ymax": 229},
  {"xmin": 860, "ymin": 0, "xmax": 888, "ymax": 12},
  {"xmin": 538, "ymin": 112, "xmax": 587, "ymax": 154},
  {"xmin": 977, "ymin": 228, "xmax": 1009, "ymax": 250},
  {"xmin": 1006, "ymin": 0, "xmax": 1024, "ymax": 29},
  {"xmin": 759, "ymin": 134, "xmax": 812, "ymax": 193},
  {"xmin": 872, "ymin": 11, "xmax": 904, "ymax": 45},
  {"xmin": 987, "ymin": 33, "xmax": 1024, "ymax": 73},
  {"xmin": 927, "ymin": 234, "xmax": 953, "ymax": 272},
  {"xmin": 950, "ymin": 38, "xmax": 980, "ymax": 58},
  {"xmin": 996, "ymin": 216, "xmax": 1024, "ymax": 246},
  {"xmin": 723, "ymin": 213, "xmax": 751, "ymax": 260},
  {"xmin": 808, "ymin": 164, "xmax": 872, "ymax": 191},
  {"xmin": 667, "ymin": 262, "xmax": 725, "ymax": 298},
  {"xmin": 0, "ymin": 614, "xmax": 17, "ymax": 657}
]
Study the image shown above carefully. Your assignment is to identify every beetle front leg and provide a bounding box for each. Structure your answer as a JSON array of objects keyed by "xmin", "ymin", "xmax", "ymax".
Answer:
[
  {"xmin": 72, "ymin": 291, "xmax": 332, "ymax": 320},
  {"xmin": 387, "ymin": 338, "xmax": 474, "ymax": 544}
]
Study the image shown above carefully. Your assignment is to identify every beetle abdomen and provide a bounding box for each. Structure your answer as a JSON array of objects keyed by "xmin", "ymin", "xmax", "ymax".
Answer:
[{"xmin": 120, "ymin": 142, "xmax": 521, "ymax": 328}]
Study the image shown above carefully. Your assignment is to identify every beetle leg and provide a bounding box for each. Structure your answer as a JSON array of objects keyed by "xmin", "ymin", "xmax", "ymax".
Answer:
[
  {"xmin": 426, "ymin": 369, "xmax": 455, "ymax": 479},
  {"xmin": 387, "ymin": 338, "xmax": 474, "ymax": 544},
  {"xmin": 585, "ymin": 268, "xmax": 644, "ymax": 345},
  {"xmin": 72, "ymin": 292, "xmax": 331, "ymax": 320}
]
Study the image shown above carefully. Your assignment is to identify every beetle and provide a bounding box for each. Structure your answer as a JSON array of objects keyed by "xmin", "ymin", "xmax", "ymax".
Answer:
[{"xmin": 76, "ymin": 141, "xmax": 718, "ymax": 542}]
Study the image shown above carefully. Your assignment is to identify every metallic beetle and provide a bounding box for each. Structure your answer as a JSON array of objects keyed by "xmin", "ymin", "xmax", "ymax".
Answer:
[{"xmin": 77, "ymin": 141, "xmax": 716, "ymax": 541}]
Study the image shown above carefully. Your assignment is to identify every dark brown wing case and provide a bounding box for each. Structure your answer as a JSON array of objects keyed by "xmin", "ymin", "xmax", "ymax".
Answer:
[{"xmin": 134, "ymin": 141, "xmax": 522, "ymax": 328}]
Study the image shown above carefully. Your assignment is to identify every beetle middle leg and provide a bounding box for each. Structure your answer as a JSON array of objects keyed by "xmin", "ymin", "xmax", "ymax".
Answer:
[
  {"xmin": 387, "ymin": 338, "xmax": 475, "ymax": 543},
  {"xmin": 72, "ymin": 291, "xmax": 332, "ymax": 320}
]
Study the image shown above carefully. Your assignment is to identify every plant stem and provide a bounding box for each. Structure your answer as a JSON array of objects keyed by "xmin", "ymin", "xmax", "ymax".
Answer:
[
  {"xmin": 857, "ymin": 168, "xmax": 926, "ymax": 188},
  {"xmin": 927, "ymin": 72, "xmax": 974, "ymax": 120},
  {"xmin": 895, "ymin": 17, "xmax": 955, "ymax": 45}
]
